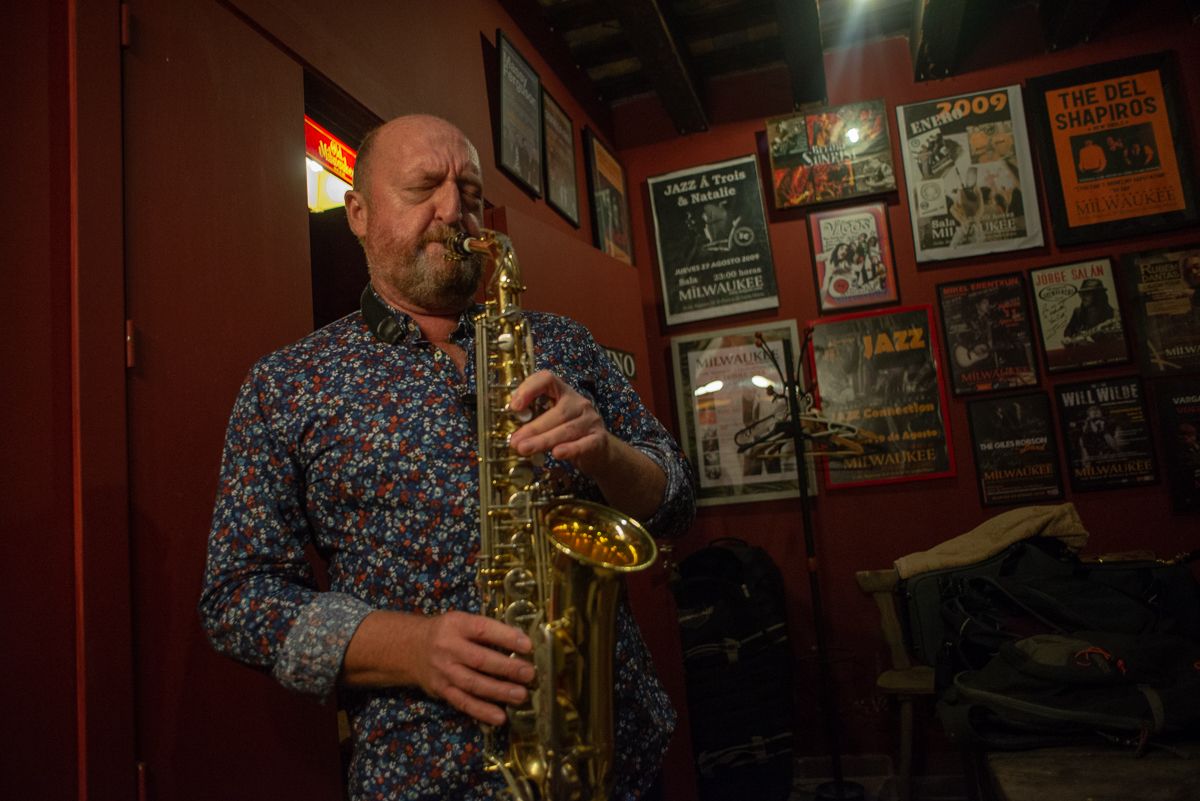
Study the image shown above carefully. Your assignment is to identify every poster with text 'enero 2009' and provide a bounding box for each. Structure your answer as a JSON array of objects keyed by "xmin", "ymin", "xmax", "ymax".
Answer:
[{"xmin": 896, "ymin": 85, "xmax": 1043, "ymax": 263}]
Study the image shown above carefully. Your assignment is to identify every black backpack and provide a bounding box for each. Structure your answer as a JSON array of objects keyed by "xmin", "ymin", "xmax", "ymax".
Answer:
[
  {"xmin": 938, "ymin": 630, "xmax": 1200, "ymax": 750},
  {"xmin": 671, "ymin": 539, "xmax": 794, "ymax": 801},
  {"xmin": 902, "ymin": 537, "xmax": 1200, "ymax": 690}
]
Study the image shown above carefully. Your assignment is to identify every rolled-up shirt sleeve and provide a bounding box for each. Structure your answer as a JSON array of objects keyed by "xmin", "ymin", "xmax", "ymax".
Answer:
[{"xmin": 198, "ymin": 366, "xmax": 371, "ymax": 699}]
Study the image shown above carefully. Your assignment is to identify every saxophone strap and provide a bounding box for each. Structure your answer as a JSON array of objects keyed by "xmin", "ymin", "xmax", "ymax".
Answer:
[{"xmin": 360, "ymin": 284, "xmax": 405, "ymax": 345}]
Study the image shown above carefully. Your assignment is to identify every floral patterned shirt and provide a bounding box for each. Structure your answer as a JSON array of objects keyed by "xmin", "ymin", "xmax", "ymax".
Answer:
[{"xmin": 199, "ymin": 296, "xmax": 695, "ymax": 800}]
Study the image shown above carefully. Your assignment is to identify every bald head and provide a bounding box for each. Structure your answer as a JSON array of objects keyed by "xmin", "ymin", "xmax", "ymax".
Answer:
[{"xmin": 354, "ymin": 115, "xmax": 480, "ymax": 198}]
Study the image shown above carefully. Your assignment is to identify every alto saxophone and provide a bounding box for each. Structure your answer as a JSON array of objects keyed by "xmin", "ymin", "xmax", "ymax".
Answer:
[{"xmin": 447, "ymin": 229, "xmax": 658, "ymax": 801}]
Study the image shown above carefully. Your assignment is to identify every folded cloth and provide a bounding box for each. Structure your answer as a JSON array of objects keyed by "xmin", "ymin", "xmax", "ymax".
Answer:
[{"xmin": 894, "ymin": 503, "xmax": 1089, "ymax": 579}]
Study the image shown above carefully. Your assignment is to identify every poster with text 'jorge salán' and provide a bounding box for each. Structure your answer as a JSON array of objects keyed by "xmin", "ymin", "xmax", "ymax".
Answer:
[
  {"xmin": 648, "ymin": 155, "xmax": 778, "ymax": 326},
  {"xmin": 1030, "ymin": 258, "xmax": 1130, "ymax": 374},
  {"xmin": 896, "ymin": 85, "xmax": 1043, "ymax": 263}
]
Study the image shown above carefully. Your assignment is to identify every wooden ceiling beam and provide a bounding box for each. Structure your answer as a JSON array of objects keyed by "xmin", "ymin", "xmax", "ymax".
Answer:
[
  {"xmin": 910, "ymin": 0, "xmax": 967, "ymax": 80},
  {"xmin": 609, "ymin": 0, "xmax": 708, "ymax": 134},
  {"xmin": 773, "ymin": 0, "xmax": 826, "ymax": 107},
  {"xmin": 1038, "ymin": 0, "xmax": 1113, "ymax": 51}
]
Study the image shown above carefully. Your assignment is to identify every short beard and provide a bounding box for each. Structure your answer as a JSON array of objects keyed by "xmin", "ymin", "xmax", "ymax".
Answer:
[{"xmin": 366, "ymin": 228, "xmax": 483, "ymax": 312}]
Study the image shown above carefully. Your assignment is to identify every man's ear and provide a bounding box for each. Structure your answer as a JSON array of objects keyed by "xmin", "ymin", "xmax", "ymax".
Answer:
[{"xmin": 345, "ymin": 190, "xmax": 368, "ymax": 238}]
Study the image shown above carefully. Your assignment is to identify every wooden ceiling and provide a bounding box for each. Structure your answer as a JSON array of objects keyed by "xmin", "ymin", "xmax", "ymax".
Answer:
[{"xmin": 498, "ymin": 0, "xmax": 1200, "ymax": 138}]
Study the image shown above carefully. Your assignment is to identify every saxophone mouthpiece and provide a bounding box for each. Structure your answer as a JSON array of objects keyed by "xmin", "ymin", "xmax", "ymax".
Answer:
[{"xmin": 445, "ymin": 231, "xmax": 478, "ymax": 261}]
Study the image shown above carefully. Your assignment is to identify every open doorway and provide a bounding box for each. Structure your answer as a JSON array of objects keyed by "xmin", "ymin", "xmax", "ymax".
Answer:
[{"xmin": 304, "ymin": 71, "xmax": 379, "ymax": 330}]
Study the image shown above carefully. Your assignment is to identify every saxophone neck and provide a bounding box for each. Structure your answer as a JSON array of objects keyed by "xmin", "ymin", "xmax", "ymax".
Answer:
[{"xmin": 448, "ymin": 229, "xmax": 524, "ymax": 303}]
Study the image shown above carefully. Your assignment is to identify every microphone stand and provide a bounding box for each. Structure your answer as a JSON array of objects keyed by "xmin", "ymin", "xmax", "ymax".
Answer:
[{"xmin": 756, "ymin": 333, "xmax": 863, "ymax": 801}]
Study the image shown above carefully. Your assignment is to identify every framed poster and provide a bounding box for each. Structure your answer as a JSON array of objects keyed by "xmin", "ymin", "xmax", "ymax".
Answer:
[
  {"xmin": 936, "ymin": 272, "xmax": 1039, "ymax": 395},
  {"xmin": 809, "ymin": 305, "xmax": 955, "ymax": 488},
  {"xmin": 670, "ymin": 320, "xmax": 814, "ymax": 506},
  {"xmin": 895, "ymin": 85, "xmax": 1043, "ymax": 262},
  {"xmin": 1030, "ymin": 258, "xmax": 1129, "ymax": 373},
  {"xmin": 540, "ymin": 89, "xmax": 580, "ymax": 226},
  {"xmin": 1025, "ymin": 51, "xmax": 1199, "ymax": 246},
  {"xmin": 497, "ymin": 31, "xmax": 542, "ymax": 197},
  {"xmin": 967, "ymin": 392, "xmax": 1063, "ymax": 507},
  {"xmin": 1119, "ymin": 245, "xmax": 1200, "ymax": 376},
  {"xmin": 1156, "ymin": 377, "xmax": 1200, "ymax": 513},
  {"xmin": 765, "ymin": 99, "xmax": 896, "ymax": 209},
  {"xmin": 1055, "ymin": 376, "xmax": 1157, "ymax": 492},
  {"xmin": 584, "ymin": 128, "xmax": 633, "ymax": 264},
  {"xmin": 648, "ymin": 154, "xmax": 779, "ymax": 325},
  {"xmin": 807, "ymin": 201, "xmax": 899, "ymax": 313}
]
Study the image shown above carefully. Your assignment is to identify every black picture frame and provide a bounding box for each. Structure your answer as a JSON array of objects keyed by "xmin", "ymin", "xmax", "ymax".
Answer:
[
  {"xmin": 967, "ymin": 391, "xmax": 1063, "ymax": 507},
  {"xmin": 646, "ymin": 154, "xmax": 779, "ymax": 325},
  {"xmin": 541, "ymin": 88, "xmax": 580, "ymax": 226},
  {"xmin": 1118, "ymin": 245, "xmax": 1200, "ymax": 376},
  {"xmin": 496, "ymin": 31, "xmax": 543, "ymax": 197},
  {"xmin": 936, "ymin": 272, "xmax": 1039, "ymax": 396},
  {"xmin": 1155, "ymin": 377, "xmax": 1200, "ymax": 513},
  {"xmin": 583, "ymin": 127, "xmax": 633, "ymax": 264},
  {"xmin": 1025, "ymin": 50, "xmax": 1199, "ymax": 246},
  {"xmin": 1054, "ymin": 375, "xmax": 1157, "ymax": 492},
  {"xmin": 1029, "ymin": 258, "xmax": 1130, "ymax": 374}
]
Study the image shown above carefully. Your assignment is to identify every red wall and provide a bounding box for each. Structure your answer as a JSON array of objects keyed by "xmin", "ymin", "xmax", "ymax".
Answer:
[
  {"xmin": 1, "ymin": 3, "xmax": 78, "ymax": 798},
  {"xmin": 617, "ymin": 5, "xmax": 1200, "ymax": 764}
]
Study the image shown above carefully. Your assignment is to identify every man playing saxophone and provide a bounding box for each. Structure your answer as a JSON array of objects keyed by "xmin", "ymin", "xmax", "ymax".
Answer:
[{"xmin": 199, "ymin": 114, "xmax": 695, "ymax": 800}]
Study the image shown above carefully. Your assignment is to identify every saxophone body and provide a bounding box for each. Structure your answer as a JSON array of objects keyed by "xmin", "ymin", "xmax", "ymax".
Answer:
[{"xmin": 448, "ymin": 229, "xmax": 657, "ymax": 801}]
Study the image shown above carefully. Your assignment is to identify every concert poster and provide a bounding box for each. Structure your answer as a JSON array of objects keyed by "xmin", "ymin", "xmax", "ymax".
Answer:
[
  {"xmin": 648, "ymin": 154, "xmax": 778, "ymax": 326},
  {"xmin": 809, "ymin": 305, "xmax": 955, "ymax": 488},
  {"xmin": 1118, "ymin": 245, "xmax": 1200, "ymax": 376},
  {"xmin": 669, "ymin": 321, "xmax": 816, "ymax": 506},
  {"xmin": 497, "ymin": 31, "xmax": 542, "ymax": 197},
  {"xmin": 1155, "ymin": 377, "xmax": 1200, "ymax": 513},
  {"xmin": 808, "ymin": 202, "xmax": 899, "ymax": 313},
  {"xmin": 895, "ymin": 85, "xmax": 1043, "ymax": 263},
  {"xmin": 583, "ymin": 128, "xmax": 633, "ymax": 264},
  {"xmin": 937, "ymin": 272, "xmax": 1039, "ymax": 396},
  {"xmin": 541, "ymin": 89, "xmax": 579, "ymax": 226},
  {"xmin": 967, "ymin": 392, "xmax": 1063, "ymax": 507},
  {"xmin": 1055, "ymin": 376, "xmax": 1157, "ymax": 492},
  {"xmin": 765, "ymin": 99, "xmax": 896, "ymax": 209},
  {"xmin": 1026, "ymin": 51, "xmax": 1199, "ymax": 246},
  {"xmin": 1030, "ymin": 258, "xmax": 1130, "ymax": 373}
]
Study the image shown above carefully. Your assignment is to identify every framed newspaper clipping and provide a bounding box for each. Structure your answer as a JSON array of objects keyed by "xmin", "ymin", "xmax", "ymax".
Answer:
[
  {"xmin": 1026, "ymin": 51, "xmax": 1199, "ymax": 246},
  {"xmin": 809, "ymin": 305, "xmax": 955, "ymax": 488},
  {"xmin": 807, "ymin": 201, "xmax": 899, "ymax": 313},
  {"xmin": 1156, "ymin": 377, "xmax": 1200, "ymax": 513},
  {"xmin": 967, "ymin": 392, "xmax": 1063, "ymax": 507},
  {"xmin": 583, "ymin": 128, "xmax": 633, "ymax": 264},
  {"xmin": 497, "ymin": 31, "xmax": 542, "ymax": 197},
  {"xmin": 648, "ymin": 154, "xmax": 779, "ymax": 326},
  {"xmin": 1030, "ymin": 258, "xmax": 1130, "ymax": 373},
  {"xmin": 541, "ymin": 89, "xmax": 580, "ymax": 226},
  {"xmin": 670, "ymin": 320, "xmax": 814, "ymax": 506},
  {"xmin": 936, "ymin": 272, "xmax": 1039, "ymax": 396},
  {"xmin": 896, "ymin": 85, "xmax": 1043, "ymax": 262},
  {"xmin": 1054, "ymin": 375, "xmax": 1157, "ymax": 492},
  {"xmin": 765, "ymin": 99, "xmax": 896, "ymax": 209},
  {"xmin": 1118, "ymin": 245, "xmax": 1200, "ymax": 376}
]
